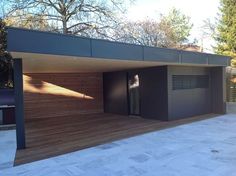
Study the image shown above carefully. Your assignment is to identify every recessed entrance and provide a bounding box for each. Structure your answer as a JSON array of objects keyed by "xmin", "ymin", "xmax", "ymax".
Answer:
[{"xmin": 128, "ymin": 73, "xmax": 140, "ymax": 116}]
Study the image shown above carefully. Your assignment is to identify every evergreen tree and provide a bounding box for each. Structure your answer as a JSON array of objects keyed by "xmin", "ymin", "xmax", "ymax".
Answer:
[
  {"xmin": 0, "ymin": 18, "xmax": 13, "ymax": 88},
  {"xmin": 215, "ymin": 0, "xmax": 236, "ymax": 67},
  {"xmin": 0, "ymin": 18, "xmax": 7, "ymax": 55}
]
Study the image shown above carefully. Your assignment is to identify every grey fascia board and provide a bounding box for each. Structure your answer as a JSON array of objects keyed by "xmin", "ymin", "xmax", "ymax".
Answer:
[
  {"xmin": 6, "ymin": 27, "xmax": 231, "ymax": 66},
  {"xmin": 207, "ymin": 54, "xmax": 231, "ymax": 66},
  {"xmin": 181, "ymin": 50, "xmax": 208, "ymax": 64},
  {"xmin": 91, "ymin": 39, "xmax": 143, "ymax": 61},
  {"xmin": 6, "ymin": 27, "xmax": 91, "ymax": 57},
  {"xmin": 143, "ymin": 46, "xmax": 179, "ymax": 63}
]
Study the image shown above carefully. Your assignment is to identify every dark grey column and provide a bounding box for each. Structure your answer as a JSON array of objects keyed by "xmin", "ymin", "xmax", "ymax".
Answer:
[
  {"xmin": 13, "ymin": 58, "xmax": 26, "ymax": 149},
  {"xmin": 140, "ymin": 66, "xmax": 168, "ymax": 121},
  {"xmin": 211, "ymin": 67, "xmax": 226, "ymax": 114}
]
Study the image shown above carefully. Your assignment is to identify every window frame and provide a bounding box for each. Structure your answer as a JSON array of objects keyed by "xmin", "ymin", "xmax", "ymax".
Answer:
[{"xmin": 172, "ymin": 75, "xmax": 209, "ymax": 90}]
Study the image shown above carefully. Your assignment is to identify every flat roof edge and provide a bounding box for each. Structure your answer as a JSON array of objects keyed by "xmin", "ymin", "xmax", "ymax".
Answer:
[{"xmin": 6, "ymin": 27, "xmax": 231, "ymax": 66}]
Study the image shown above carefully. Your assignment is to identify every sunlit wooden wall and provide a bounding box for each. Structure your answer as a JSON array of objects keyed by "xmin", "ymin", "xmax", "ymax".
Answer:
[{"xmin": 23, "ymin": 73, "xmax": 103, "ymax": 119}]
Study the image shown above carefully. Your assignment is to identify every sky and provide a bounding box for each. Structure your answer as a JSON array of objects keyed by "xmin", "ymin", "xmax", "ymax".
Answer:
[
  {"xmin": 125, "ymin": 0, "xmax": 221, "ymax": 53},
  {"xmin": 0, "ymin": 0, "xmax": 220, "ymax": 53}
]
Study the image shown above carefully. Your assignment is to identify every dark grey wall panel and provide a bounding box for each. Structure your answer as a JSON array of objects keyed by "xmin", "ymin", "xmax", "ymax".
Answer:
[
  {"xmin": 92, "ymin": 40, "xmax": 143, "ymax": 60},
  {"xmin": 144, "ymin": 47, "xmax": 179, "ymax": 63},
  {"xmin": 139, "ymin": 66, "xmax": 168, "ymax": 120},
  {"xmin": 211, "ymin": 67, "xmax": 226, "ymax": 114},
  {"xmin": 104, "ymin": 66, "xmax": 226, "ymax": 121},
  {"xmin": 208, "ymin": 54, "xmax": 230, "ymax": 66},
  {"xmin": 103, "ymin": 66, "xmax": 169, "ymax": 120},
  {"xmin": 103, "ymin": 72, "xmax": 128, "ymax": 115},
  {"xmin": 181, "ymin": 51, "xmax": 208, "ymax": 64},
  {"xmin": 167, "ymin": 66, "xmax": 211, "ymax": 120},
  {"xmin": 0, "ymin": 89, "xmax": 14, "ymax": 106},
  {"xmin": 168, "ymin": 89, "xmax": 211, "ymax": 120},
  {"xmin": 7, "ymin": 28, "xmax": 91, "ymax": 57}
]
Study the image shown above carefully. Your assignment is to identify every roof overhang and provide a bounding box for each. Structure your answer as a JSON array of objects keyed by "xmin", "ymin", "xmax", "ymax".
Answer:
[
  {"xmin": 6, "ymin": 27, "xmax": 231, "ymax": 73},
  {"xmin": 11, "ymin": 52, "xmax": 165, "ymax": 73}
]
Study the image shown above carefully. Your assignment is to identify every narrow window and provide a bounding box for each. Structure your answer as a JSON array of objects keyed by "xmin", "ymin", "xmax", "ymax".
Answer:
[{"xmin": 173, "ymin": 75, "xmax": 209, "ymax": 90}]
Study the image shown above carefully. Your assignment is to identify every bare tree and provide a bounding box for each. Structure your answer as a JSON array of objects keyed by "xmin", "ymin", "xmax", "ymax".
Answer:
[
  {"xmin": 114, "ymin": 19, "xmax": 168, "ymax": 47},
  {"xmin": 5, "ymin": 11, "xmax": 54, "ymax": 31},
  {"xmin": 202, "ymin": 18, "xmax": 216, "ymax": 36},
  {"xmin": 114, "ymin": 8, "xmax": 192, "ymax": 48},
  {"xmin": 199, "ymin": 18, "xmax": 217, "ymax": 52},
  {"xmin": 6, "ymin": 0, "xmax": 130, "ymax": 37},
  {"xmin": 0, "ymin": 0, "xmax": 10, "ymax": 19}
]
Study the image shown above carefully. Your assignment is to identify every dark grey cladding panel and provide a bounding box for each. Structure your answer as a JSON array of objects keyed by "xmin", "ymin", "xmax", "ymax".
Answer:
[
  {"xmin": 144, "ymin": 47, "xmax": 179, "ymax": 63},
  {"xmin": 181, "ymin": 51, "xmax": 208, "ymax": 64},
  {"xmin": 91, "ymin": 39, "xmax": 143, "ymax": 60},
  {"xmin": 7, "ymin": 27, "xmax": 91, "ymax": 57},
  {"xmin": 208, "ymin": 54, "xmax": 230, "ymax": 66},
  {"xmin": 7, "ymin": 27, "xmax": 230, "ymax": 66}
]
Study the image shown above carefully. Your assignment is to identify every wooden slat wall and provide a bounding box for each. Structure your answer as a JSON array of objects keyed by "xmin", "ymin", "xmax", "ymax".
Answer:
[
  {"xmin": 23, "ymin": 73, "xmax": 103, "ymax": 119},
  {"xmin": 230, "ymin": 76, "xmax": 236, "ymax": 102}
]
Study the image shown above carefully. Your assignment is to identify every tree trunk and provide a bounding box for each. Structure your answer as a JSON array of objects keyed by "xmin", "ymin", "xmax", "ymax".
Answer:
[{"xmin": 62, "ymin": 16, "xmax": 67, "ymax": 34}]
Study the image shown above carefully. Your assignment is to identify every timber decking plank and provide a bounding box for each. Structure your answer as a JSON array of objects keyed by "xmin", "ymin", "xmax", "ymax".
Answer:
[{"xmin": 14, "ymin": 113, "xmax": 217, "ymax": 166}]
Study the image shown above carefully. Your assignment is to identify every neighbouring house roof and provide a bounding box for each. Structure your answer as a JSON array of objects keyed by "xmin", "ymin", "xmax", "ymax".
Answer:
[
  {"xmin": 180, "ymin": 44, "xmax": 202, "ymax": 52},
  {"xmin": 6, "ymin": 27, "xmax": 231, "ymax": 73}
]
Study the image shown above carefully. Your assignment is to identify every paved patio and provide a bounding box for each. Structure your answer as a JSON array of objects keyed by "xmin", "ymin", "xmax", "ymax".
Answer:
[
  {"xmin": 227, "ymin": 102, "xmax": 236, "ymax": 113},
  {"xmin": 1, "ymin": 114, "xmax": 236, "ymax": 176},
  {"xmin": 0, "ymin": 130, "xmax": 16, "ymax": 170}
]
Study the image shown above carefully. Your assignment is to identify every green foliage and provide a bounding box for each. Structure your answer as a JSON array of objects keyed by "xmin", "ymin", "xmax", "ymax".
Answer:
[
  {"xmin": 215, "ymin": 0, "xmax": 236, "ymax": 67},
  {"xmin": 159, "ymin": 8, "xmax": 193, "ymax": 46},
  {"xmin": 0, "ymin": 18, "xmax": 7, "ymax": 55},
  {"xmin": 0, "ymin": 18, "xmax": 14, "ymax": 88}
]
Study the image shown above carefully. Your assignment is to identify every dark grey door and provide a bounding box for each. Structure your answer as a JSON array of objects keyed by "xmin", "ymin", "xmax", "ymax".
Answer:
[{"xmin": 128, "ymin": 73, "xmax": 140, "ymax": 115}]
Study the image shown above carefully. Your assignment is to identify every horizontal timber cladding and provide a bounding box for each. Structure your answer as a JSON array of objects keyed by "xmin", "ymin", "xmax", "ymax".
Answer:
[{"xmin": 23, "ymin": 73, "xmax": 103, "ymax": 119}]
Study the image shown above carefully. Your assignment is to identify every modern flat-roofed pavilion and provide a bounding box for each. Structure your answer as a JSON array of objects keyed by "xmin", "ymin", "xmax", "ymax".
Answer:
[{"xmin": 6, "ymin": 27, "xmax": 231, "ymax": 164}]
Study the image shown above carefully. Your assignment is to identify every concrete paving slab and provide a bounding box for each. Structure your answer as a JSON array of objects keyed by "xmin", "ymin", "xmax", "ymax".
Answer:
[
  {"xmin": 0, "ymin": 130, "xmax": 16, "ymax": 170},
  {"xmin": 227, "ymin": 102, "xmax": 236, "ymax": 113}
]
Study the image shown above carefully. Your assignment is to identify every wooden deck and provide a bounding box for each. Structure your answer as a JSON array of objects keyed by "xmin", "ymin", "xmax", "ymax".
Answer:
[{"xmin": 15, "ymin": 113, "xmax": 217, "ymax": 165}]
